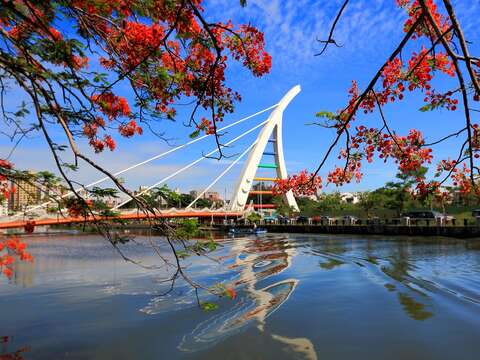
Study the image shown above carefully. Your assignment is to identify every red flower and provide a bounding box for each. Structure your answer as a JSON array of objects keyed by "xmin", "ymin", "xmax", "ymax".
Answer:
[
  {"xmin": 1, "ymin": 236, "xmax": 33, "ymax": 279},
  {"xmin": 274, "ymin": 170, "xmax": 322, "ymax": 196},
  {"xmin": 2, "ymin": 267, "xmax": 13, "ymax": 278},
  {"xmin": 225, "ymin": 287, "xmax": 237, "ymax": 300},
  {"xmin": 119, "ymin": 120, "xmax": 143, "ymax": 138}
]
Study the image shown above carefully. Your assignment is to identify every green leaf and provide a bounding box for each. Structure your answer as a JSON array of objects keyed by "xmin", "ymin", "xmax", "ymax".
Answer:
[
  {"xmin": 176, "ymin": 250, "xmax": 190, "ymax": 259},
  {"xmin": 89, "ymin": 187, "xmax": 119, "ymax": 198},
  {"xmin": 201, "ymin": 302, "xmax": 219, "ymax": 312},
  {"xmin": 62, "ymin": 162, "xmax": 78, "ymax": 171},
  {"xmin": 315, "ymin": 110, "xmax": 336, "ymax": 120},
  {"xmin": 419, "ymin": 104, "xmax": 433, "ymax": 112},
  {"xmin": 189, "ymin": 129, "xmax": 200, "ymax": 139},
  {"xmin": 206, "ymin": 239, "xmax": 217, "ymax": 252}
]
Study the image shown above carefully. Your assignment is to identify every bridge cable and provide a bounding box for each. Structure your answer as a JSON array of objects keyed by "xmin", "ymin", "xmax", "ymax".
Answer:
[
  {"xmin": 114, "ymin": 119, "xmax": 269, "ymax": 210},
  {"xmin": 186, "ymin": 140, "xmax": 258, "ymax": 209},
  {"xmin": 16, "ymin": 104, "xmax": 279, "ymax": 216}
]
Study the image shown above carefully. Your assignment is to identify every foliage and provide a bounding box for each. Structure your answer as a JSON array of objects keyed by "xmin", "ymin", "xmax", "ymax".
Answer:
[
  {"xmin": 0, "ymin": 0, "xmax": 271, "ymax": 156},
  {"xmin": 246, "ymin": 212, "xmax": 261, "ymax": 223},
  {"xmin": 358, "ymin": 191, "xmax": 381, "ymax": 218},
  {"xmin": 176, "ymin": 238, "xmax": 218, "ymax": 263},
  {"xmin": 209, "ymin": 283, "xmax": 237, "ymax": 299},
  {"xmin": 296, "ymin": 174, "xmax": 480, "ymax": 220},
  {"xmin": 174, "ymin": 218, "xmax": 200, "ymax": 240},
  {"xmin": 316, "ymin": 193, "xmax": 344, "ymax": 214},
  {"xmin": 0, "ymin": 0, "xmax": 271, "ymax": 286},
  {"xmin": 272, "ymin": 196, "xmax": 298, "ymax": 217},
  {"xmin": 195, "ymin": 198, "xmax": 213, "ymax": 208},
  {"xmin": 373, "ymin": 168, "xmax": 427, "ymax": 216},
  {"xmin": 296, "ymin": 197, "xmax": 320, "ymax": 217},
  {"xmin": 276, "ymin": 0, "xmax": 480, "ymax": 202},
  {"xmin": 200, "ymin": 302, "xmax": 219, "ymax": 312}
]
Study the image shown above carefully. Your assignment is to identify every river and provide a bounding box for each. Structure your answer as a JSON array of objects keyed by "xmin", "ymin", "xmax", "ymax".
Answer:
[{"xmin": 1, "ymin": 233, "xmax": 479, "ymax": 359}]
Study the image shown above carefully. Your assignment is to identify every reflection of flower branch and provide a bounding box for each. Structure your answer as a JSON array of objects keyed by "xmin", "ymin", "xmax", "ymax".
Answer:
[{"xmin": 0, "ymin": 335, "xmax": 30, "ymax": 360}]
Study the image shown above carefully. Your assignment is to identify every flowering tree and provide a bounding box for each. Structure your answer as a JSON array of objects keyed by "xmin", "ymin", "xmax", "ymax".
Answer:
[
  {"xmin": 276, "ymin": 0, "xmax": 480, "ymax": 203},
  {"xmin": 0, "ymin": 0, "xmax": 271, "ymax": 297}
]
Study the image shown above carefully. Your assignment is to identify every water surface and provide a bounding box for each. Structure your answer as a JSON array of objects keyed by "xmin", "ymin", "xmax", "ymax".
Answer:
[{"xmin": 1, "ymin": 233, "xmax": 480, "ymax": 359}]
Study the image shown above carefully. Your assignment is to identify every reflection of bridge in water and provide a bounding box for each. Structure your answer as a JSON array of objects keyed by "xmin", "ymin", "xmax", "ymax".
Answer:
[
  {"xmin": 178, "ymin": 235, "xmax": 317, "ymax": 360},
  {"xmin": 1, "ymin": 86, "xmax": 302, "ymax": 232}
]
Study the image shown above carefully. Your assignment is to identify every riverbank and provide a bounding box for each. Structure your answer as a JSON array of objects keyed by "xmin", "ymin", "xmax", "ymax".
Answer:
[{"xmin": 220, "ymin": 224, "xmax": 480, "ymax": 240}]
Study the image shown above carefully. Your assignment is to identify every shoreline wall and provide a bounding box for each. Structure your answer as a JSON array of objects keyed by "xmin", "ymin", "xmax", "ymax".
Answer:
[{"xmin": 224, "ymin": 224, "xmax": 480, "ymax": 239}]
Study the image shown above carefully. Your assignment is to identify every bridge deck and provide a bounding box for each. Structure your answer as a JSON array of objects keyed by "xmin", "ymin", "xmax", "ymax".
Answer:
[{"xmin": 0, "ymin": 211, "xmax": 242, "ymax": 230}]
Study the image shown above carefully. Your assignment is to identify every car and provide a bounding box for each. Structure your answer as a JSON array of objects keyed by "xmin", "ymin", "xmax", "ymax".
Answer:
[
  {"xmin": 296, "ymin": 216, "xmax": 310, "ymax": 224},
  {"xmin": 341, "ymin": 215, "xmax": 358, "ymax": 224},
  {"xmin": 402, "ymin": 210, "xmax": 454, "ymax": 222},
  {"xmin": 472, "ymin": 209, "xmax": 480, "ymax": 217},
  {"xmin": 311, "ymin": 216, "xmax": 335, "ymax": 224},
  {"xmin": 277, "ymin": 215, "xmax": 289, "ymax": 224},
  {"xmin": 263, "ymin": 215, "xmax": 277, "ymax": 224}
]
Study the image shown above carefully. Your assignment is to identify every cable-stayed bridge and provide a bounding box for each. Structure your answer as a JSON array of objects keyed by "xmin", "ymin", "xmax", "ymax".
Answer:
[{"xmin": 0, "ymin": 86, "xmax": 301, "ymax": 231}]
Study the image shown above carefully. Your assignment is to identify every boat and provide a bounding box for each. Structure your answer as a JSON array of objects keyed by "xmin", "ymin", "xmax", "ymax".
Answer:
[
  {"xmin": 227, "ymin": 227, "xmax": 268, "ymax": 236},
  {"xmin": 254, "ymin": 228, "xmax": 268, "ymax": 235}
]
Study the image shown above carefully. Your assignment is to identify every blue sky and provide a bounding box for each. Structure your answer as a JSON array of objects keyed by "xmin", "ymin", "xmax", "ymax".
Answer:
[{"xmin": 2, "ymin": 0, "xmax": 480, "ymax": 198}]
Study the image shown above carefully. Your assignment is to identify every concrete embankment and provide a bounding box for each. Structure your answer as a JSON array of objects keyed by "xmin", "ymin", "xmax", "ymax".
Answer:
[{"xmin": 222, "ymin": 224, "xmax": 480, "ymax": 240}]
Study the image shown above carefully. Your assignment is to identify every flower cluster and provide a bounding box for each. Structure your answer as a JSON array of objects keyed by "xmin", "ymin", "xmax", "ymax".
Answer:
[
  {"xmin": 273, "ymin": 170, "xmax": 322, "ymax": 196},
  {"xmin": 351, "ymin": 127, "xmax": 432, "ymax": 175},
  {"xmin": 0, "ymin": 237, "xmax": 33, "ymax": 278},
  {"xmin": 84, "ymin": 93, "xmax": 135, "ymax": 153},
  {"xmin": 397, "ymin": 0, "xmax": 451, "ymax": 40},
  {"xmin": 72, "ymin": 1, "xmax": 271, "ymax": 138},
  {"xmin": 327, "ymin": 162, "xmax": 362, "ymax": 186},
  {"xmin": 196, "ymin": 118, "xmax": 215, "ymax": 135},
  {"xmin": 1, "ymin": 0, "xmax": 271, "ymax": 155},
  {"xmin": 91, "ymin": 92, "xmax": 131, "ymax": 120},
  {"xmin": 0, "ymin": 159, "xmax": 13, "ymax": 200},
  {"xmin": 286, "ymin": 0, "xmax": 462, "ymax": 198},
  {"xmin": 119, "ymin": 120, "xmax": 143, "ymax": 138}
]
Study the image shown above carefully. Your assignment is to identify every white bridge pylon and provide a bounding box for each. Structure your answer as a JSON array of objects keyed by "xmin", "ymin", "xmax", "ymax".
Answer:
[{"xmin": 229, "ymin": 85, "xmax": 300, "ymax": 212}]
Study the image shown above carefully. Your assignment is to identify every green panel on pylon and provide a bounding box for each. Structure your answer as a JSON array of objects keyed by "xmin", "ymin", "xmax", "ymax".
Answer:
[{"xmin": 258, "ymin": 164, "xmax": 278, "ymax": 169}]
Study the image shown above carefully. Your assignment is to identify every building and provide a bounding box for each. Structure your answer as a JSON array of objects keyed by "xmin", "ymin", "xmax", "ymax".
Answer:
[
  {"xmin": 136, "ymin": 185, "xmax": 150, "ymax": 195},
  {"xmin": 0, "ymin": 198, "xmax": 8, "ymax": 216},
  {"xmin": 204, "ymin": 191, "xmax": 220, "ymax": 202},
  {"xmin": 189, "ymin": 190, "xmax": 221, "ymax": 202},
  {"xmin": 297, "ymin": 193, "xmax": 318, "ymax": 201},
  {"xmin": 9, "ymin": 178, "xmax": 42, "ymax": 211},
  {"xmin": 340, "ymin": 192, "xmax": 360, "ymax": 204}
]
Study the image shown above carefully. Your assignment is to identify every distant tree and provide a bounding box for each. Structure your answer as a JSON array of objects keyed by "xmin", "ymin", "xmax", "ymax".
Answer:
[
  {"xmin": 317, "ymin": 192, "xmax": 343, "ymax": 215},
  {"xmin": 195, "ymin": 198, "xmax": 213, "ymax": 208},
  {"xmin": 273, "ymin": 196, "xmax": 298, "ymax": 217},
  {"xmin": 179, "ymin": 194, "xmax": 194, "ymax": 208},
  {"xmin": 358, "ymin": 191, "xmax": 380, "ymax": 218},
  {"xmin": 247, "ymin": 212, "xmax": 261, "ymax": 223},
  {"xmin": 374, "ymin": 168, "xmax": 427, "ymax": 216}
]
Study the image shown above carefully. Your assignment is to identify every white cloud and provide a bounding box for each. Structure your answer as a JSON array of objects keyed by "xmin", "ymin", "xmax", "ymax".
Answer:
[{"xmin": 207, "ymin": 0, "xmax": 406, "ymax": 70}]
